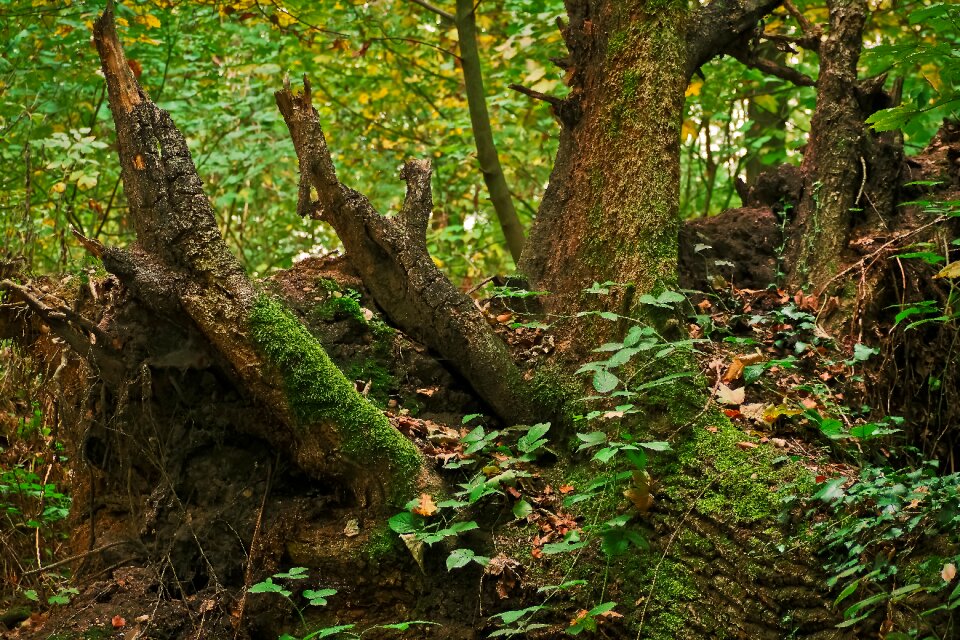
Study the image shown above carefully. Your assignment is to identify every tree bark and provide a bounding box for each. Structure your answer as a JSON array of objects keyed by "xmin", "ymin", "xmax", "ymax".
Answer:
[
  {"xmin": 784, "ymin": 0, "xmax": 904, "ymax": 297},
  {"xmin": 274, "ymin": 79, "xmax": 545, "ymax": 427},
  {"xmin": 89, "ymin": 4, "xmax": 424, "ymax": 507},
  {"xmin": 518, "ymin": 0, "xmax": 783, "ymax": 355}
]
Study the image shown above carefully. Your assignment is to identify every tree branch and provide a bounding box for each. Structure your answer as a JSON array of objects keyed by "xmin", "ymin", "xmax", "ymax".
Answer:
[
  {"xmin": 728, "ymin": 48, "xmax": 815, "ymax": 87},
  {"xmin": 276, "ymin": 79, "xmax": 545, "ymax": 426},
  {"xmin": 685, "ymin": 0, "xmax": 784, "ymax": 81},
  {"xmin": 406, "ymin": 0, "xmax": 454, "ymax": 22}
]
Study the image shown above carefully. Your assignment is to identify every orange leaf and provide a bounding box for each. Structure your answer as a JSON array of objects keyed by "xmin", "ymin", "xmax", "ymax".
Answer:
[
  {"xmin": 736, "ymin": 441, "xmax": 759, "ymax": 450},
  {"xmin": 559, "ymin": 484, "xmax": 575, "ymax": 494},
  {"xmin": 943, "ymin": 563, "xmax": 957, "ymax": 582},
  {"xmin": 112, "ymin": 615, "xmax": 126, "ymax": 629},
  {"xmin": 412, "ymin": 493, "xmax": 437, "ymax": 516}
]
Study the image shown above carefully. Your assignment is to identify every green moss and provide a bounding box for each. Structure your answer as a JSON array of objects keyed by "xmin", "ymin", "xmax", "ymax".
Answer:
[
  {"xmin": 312, "ymin": 290, "xmax": 364, "ymax": 323},
  {"xmin": 529, "ymin": 363, "xmax": 583, "ymax": 427},
  {"xmin": 248, "ymin": 296, "xmax": 422, "ymax": 503},
  {"xmin": 345, "ymin": 359, "xmax": 394, "ymax": 408},
  {"xmin": 361, "ymin": 524, "xmax": 399, "ymax": 564}
]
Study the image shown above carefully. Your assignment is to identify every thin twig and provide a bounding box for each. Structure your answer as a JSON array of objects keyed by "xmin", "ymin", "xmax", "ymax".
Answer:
[
  {"xmin": 234, "ymin": 457, "xmax": 275, "ymax": 638},
  {"xmin": 406, "ymin": 0, "xmax": 454, "ymax": 21},
  {"xmin": 21, "ymin": 540, "xmax": 131, "ymax": 576}
]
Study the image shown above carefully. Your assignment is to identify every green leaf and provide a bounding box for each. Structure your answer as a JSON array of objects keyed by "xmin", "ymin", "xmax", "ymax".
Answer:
[
  {"xmin": 512, "ymin": 499, "xmax": 533, "ymax": 519},
  {"xmin": 542, "ymin": 531, "xmax": 588, "ymax": 555},
  {"xmin": 640, "ymin": 441, "xmax": 671, "ymax": 451},
  {"xmin": 388, "ymin": 512, "xmax": 424, "ymax": 534},
  {"xmin": 576, "ymin": 431, "xmax": 607, "ymax": 450},
  {"xmin": 491, "ymin": 605, "xmax": 546, "ymax": 624},
  {"xmin": 447, "ymin": 548, "xmax": 476, "ymax": 570},
  {"xmin": 273, "ymin": 566, "xmax": 309, "ymax": 579},
  {"xmin": 249, "ymin": 578, "xmax": 289, "ymax": 596},
  {"xmin": 304, "ymin": 588, "xmax": 337, "ymax": 606},
  {"xmin": 303, "ymin": 624, "xmax": 356, "ymax": 639},
  {"xmin": 593, "ymin": 370, "xmax": 619, "ymax": 393}
]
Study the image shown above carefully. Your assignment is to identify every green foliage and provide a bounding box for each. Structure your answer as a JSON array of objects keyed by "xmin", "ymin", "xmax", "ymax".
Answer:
[
  {"xmin": 813, "ymin": 462, "xmax": 960, "ymax": 633},
  {"xmin": 863, "ymin": 3, "xmax": 960, "ymax": 141},
  {"xmin": 1, "ymin": 0, "xmax": 565, "ymax": 281},
  {"xmin": 250, "ymin": 567, "xmax": 436, "ymax": 639}
]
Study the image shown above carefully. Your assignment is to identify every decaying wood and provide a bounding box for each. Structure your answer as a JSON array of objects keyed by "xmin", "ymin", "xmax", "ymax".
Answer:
[
  {"xmin": 275, "ymin": 79, "xmax": 544, "ymax": 426},
  {"xmin": 82, "ymin": 4, "xmax": 423, "ymax": 504}
]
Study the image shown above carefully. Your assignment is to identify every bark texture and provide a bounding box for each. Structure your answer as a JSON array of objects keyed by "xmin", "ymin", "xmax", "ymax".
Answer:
[
  {"xmin": 519, "ymin": 0, "xmax": 786, "ymax": 354},
  {"xmin": 87, "ymin": 5, "xmax": 423, "ymax": 506},
  {"xmin": 785, "ymin": 0, "xmax": 903, "ymax": 293},
  {"xmin": 275, "ymin": 80, "xmax": 545, "ymax": 426}
]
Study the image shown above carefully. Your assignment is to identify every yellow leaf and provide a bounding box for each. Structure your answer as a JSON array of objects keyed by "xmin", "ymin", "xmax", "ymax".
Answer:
[
  {"xmin": 935, "ymin": 261, "xmax": 960, "ymax": 279},
  {"xmin": 681, "ymin": 119, "xmax": 697, "ymax": 142},
  {"xmin": 51, "ymin": 182, "xmax": 67, "ymax": 194},
  {"xmin": 55, "ymin": 24, "xmax": 74, "ymax": 37},
  {"xmin": 135, "ymin": 14, "xmax": 161, "ymax": 29},
  {"xmin": 411, "ymin": 493, "xmax": 437, "ymax": 516},
  {"xmin": 685, "ymin": 79, "xmax": 702, "ymax": 97},
  {"xmin": 752, "ymin": 94, "xmax": 779, "ymax": 113}
]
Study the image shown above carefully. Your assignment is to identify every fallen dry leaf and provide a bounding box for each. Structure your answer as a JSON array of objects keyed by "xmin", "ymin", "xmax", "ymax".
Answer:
[
  {"xmin": 715, "ymin": 383, "xmax": 745, "ymax": 406},
  {"xmin": 412, "ymin": 493, "xmax": 437, "ymax": 516},
  {"xmin": 722, "ymin": 359, "xmax": 744, "ymax": 382},
  {"xmin": 943, "ymin": 563, "xmax": 957, "ymax": 582},
  {"xmin": 112, "ymin": 615, "xmax": 126, "ymax": 629},
  {"xmin": 736, "ymin": 441, "xmax": 759, "ymax": 450}
]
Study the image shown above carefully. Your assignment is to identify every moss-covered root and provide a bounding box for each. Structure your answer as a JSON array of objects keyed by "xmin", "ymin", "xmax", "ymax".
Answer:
[{"xmin": 248, "ymin": 295, "xmax": 423, "ymax": 505}]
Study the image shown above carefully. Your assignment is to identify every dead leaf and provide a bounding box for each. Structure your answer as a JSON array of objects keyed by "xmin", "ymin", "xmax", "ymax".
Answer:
[
  {"xmin": 935, "ymin": 261, "xmax": 960, "ymax": 279},
  {"xmin": 400, "ymin": 533, "xmax": 426, "ymax": 573},
  {"xmin": 722, "ymin": 359, "xmax": 745, "ymax": 382},
  {"xmin": 412, "ymin": 493, "xmax": 437, "ymax": 516},
  {"xmin": 739, "ymin": 403, "xmax": 767, "ymax": 422},
  {"xmin": 343, "ymin": 519, "xmax": 360, "ymax": 537},
  {"xmin": 496, "ymin": 313, "xmax": 513, "ymax": 324},
  {"xmin": 715, "ymin": 383, "xmax": 745, "ymax": 405},
  {"xmin": 736, "ymin": 441, "xmax": 759, "ymax": 450},
  {"xmin": 559, "ymin": 484, "xmax": 575, "ymax": 494},
  {"xmin": 739, "ymin": 352, "xmax": 764, "ymax": 365},
  {"xmin": 112, "ymin": 615, "xmax": 126, "ymax": 629},
  {"xmin": 943, "ymin": 563, "xmax": 957, "ymax": 582}
]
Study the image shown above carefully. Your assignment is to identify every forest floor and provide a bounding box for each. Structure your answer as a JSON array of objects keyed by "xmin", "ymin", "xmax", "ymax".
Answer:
[{"xmin": 1, "ymin": 267, "xmax": 923, "ymax": 639}]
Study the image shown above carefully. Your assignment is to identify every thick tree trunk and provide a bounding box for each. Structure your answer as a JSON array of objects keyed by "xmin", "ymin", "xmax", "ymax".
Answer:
[
  {"xmin": 784, "ymin": 0, "xmax": 903, "ymax": 295},
  {"xmin": 519, "ymin": 0, "xmax": 782, "ymax": 355},
  {"xmin": 87, "ymin": 6, "xmax": 424, "ymax": 507},
  {"xmin": 519, "ymin": 1, "xmax": 689, "ymax": 322}
]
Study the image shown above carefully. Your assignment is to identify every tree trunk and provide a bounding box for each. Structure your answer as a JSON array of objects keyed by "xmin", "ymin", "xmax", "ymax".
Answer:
[
  {"xmin": 86, "ymin": 5, "xmax": 425, "ymax": 508},
  {"xmin": 519, "ymin": 0, "xmax": 782, "ymax": 354},
  {"xmin": 784, "ymin": 0, "xmax": 903, "ymax": 296}
]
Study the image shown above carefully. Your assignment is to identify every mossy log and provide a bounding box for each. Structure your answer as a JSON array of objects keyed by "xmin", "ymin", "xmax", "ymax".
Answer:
[{"xmin": 58, "ymin": 4, "xmax": 427, "ymax": 506}]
